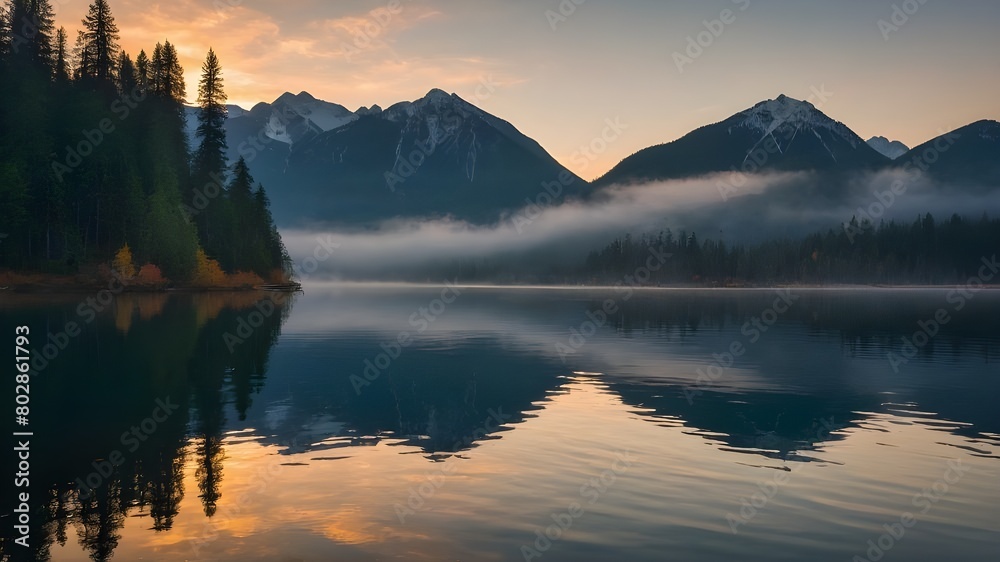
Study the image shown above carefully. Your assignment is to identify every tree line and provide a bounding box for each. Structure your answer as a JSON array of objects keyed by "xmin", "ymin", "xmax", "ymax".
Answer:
[
  {"xmin": 582, "ymin": 214, "xmax": 1000, "ymax": 286},
  {"xmin": 0, "ymin": 0, "xmax": 290, "ymax": 284}
]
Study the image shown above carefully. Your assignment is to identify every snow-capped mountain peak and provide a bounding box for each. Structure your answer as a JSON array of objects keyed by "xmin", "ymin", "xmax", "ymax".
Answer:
[
  {"xmin": 738, "ymin": 95, "xmax": 842, "ymax": 135},
  {"xmin": 265, "ymin": 92, "xmax": 357, "ymax": 144},
  {"xmin": 730, "ymin": 94, "xmax": 863, "ymax": 156},
  {"xmin": 383, "ymin": 89, "xmax": 479, "ymax": 123}
]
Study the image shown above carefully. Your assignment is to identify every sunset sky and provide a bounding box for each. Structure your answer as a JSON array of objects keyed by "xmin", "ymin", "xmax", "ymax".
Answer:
[{"xmin": 52, "ymin": 0, "xmax": 1000, "ymax": 180}]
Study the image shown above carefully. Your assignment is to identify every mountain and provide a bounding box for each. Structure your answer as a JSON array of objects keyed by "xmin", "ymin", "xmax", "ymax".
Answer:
[
  {"xmin": 866, "ymin": 136, "xmax": 909, "ymax": 160},
  {"xmin": 193, "ymin": 89, "xmax": 586, "ymax": 226},
  {"xmin": 183, "ymin": 103, "xmax": 249, "ymax": 143},
  {"xmin": 595, "ymin": 95, "xmax": 890, "ymax": 187},
  {"xmin": 899, "ymin": 120, "xmax": 1000, "ymax": 187}
]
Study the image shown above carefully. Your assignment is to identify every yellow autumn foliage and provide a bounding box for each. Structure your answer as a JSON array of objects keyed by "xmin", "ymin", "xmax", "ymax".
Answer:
[
  {"xmin": 112, "ymin": 243, "xmax": 137, "ymax": 278},
  {"xmin": 192, "ymin": 247, "xmax": 227, "ymax": 287}
]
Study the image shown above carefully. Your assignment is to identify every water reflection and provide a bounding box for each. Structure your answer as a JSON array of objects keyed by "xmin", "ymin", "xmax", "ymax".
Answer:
[
  {"xmin": 0, "ymin": 292, "xmax": 291, "ymax": 561},
  {"xmin": 0, "ymin": 286, "xmax": 997, "ymax": 562}
]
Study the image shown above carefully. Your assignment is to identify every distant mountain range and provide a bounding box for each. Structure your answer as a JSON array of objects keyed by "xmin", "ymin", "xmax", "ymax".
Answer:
[
  {"xmin": 866, "ymin": 136, "xmax": 909, "ymax": 160},
  {"xmin": 902, "ymin": 120, "xmax": 1000, "ymax": 188},
  {"xmin": 594, "ymin": 95, "xmax": 889, "ymax": 187},
  {"xmin": 186, "ymin": 93, "xmax": 1000, "ymax": 227},
  {"xmin": 186, "ymin": 90, "xmax": 585, "ymax": 226}
]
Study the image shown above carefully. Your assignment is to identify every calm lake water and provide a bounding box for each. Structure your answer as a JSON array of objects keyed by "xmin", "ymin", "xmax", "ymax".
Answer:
[{"xmin": 1, "ymin": 285, "xmax": 998, "ymax": 562}]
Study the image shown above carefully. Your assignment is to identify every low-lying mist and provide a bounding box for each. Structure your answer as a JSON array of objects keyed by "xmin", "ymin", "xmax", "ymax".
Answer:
[{"xmin": 281, "ymin": 169, "xmax": 1000, "ymax": 281}]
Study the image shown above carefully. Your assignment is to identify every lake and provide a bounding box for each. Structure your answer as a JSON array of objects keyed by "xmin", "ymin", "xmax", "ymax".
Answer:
[{"xmin": 1, "ymin": 285, "xmax": 998, "ymax": 562}]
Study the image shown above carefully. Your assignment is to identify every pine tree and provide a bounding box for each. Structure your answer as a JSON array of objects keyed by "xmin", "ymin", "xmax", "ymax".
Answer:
[
  {"xmin": 164, "ymin": 41, "xmax": 185, "ymax": 102},
  {"xmin": 149, "ymin": 42, "xmax": 162, "ymax": 94},
  {"xmin": 35, "ymin": 0, "xmax": 56, "ymax": 69},
  {"xmin": 149, "ymin": 40, "xmax": 185, "ymax": 102},
  {"xmin": 116, "ymin": 50, "xmax": 135, "ymax": 94},
  {"xmin": 191, "ymin": 48, "xmax": 229, "ymax": 259},
  {"xmin": 254, "ymin": 184, "xmax": 291, "ymax": 279},
  {"xmin": 54, "ymin": 25, "xmax": 68, "ymax": 81},
  {"xmin": 194, "ymin": 48, "xmax": 228, "ymax": 182},
  {"xmin": 80, "ymin": 0, "xmax": 119, "ymax": 83},
  {"xmin": 71, "ymin": 28, "xmax": 92, "ymax": 79},
  {"xmin": 6, "ymin": 0, "xmax": 56, "ymax": 70},
  {"xmin": 135, "ymin": 48, "xmax": 148, "ymax": 91}
]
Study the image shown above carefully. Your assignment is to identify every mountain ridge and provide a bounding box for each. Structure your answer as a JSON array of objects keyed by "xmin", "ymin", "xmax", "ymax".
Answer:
[
  {"xmin": 593, "ymin": 94, "xmax": 890, "ymax": 187},
  {"xmin": 201, "ymin": 88, "xmax": 587, "ymax": 226},
  {"xmin": 183, "ymin": 92, "xmax": 999, "ymax": 226}
]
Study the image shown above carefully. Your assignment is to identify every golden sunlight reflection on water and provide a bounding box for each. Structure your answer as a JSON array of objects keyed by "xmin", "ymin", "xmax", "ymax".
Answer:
[{"xmin": 48, "ymin": 375, "xmax": 999, "ymax": 562}]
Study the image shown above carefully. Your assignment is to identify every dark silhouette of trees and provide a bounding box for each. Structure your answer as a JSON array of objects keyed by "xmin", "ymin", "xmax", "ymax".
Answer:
[
  {"xmin": 0, "ymin": 0, "xmax": 290, "ymax": 282},
  {"xmin": 581, "ymin": 214, "xmax": 1000, "ymax": 286},
  {"xmin": 3, "ymin": 0, "xmax": 56, "ymax": 69},
  {"xmin": 115, "ymin": 49, "xmax": 134, "ymax": 94},
  {"xmin": 54, "ymin": 25, "xmax": 67, "ymax": 80},
  {"xmin": 134, "ymin": 48, "xmax": 147, "ymax": 90},
  {"xmin": 194, "ymin": 48, "xmax": 227, "ymax": 180},
  {"xmin": 192, "ymin": 48, "xmax": 228, "ymax": 256},
  {"xmin": 79, "ymin": 0, "xmax": 118, "ymax": 83},
  {"xmin": 149, "ymin": 40, "xmax": 184, "ymax": 102}
]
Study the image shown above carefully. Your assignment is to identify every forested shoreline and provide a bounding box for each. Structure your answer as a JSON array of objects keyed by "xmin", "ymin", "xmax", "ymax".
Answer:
[
  {"xmin": 0, "ymin": 0, "xmax": 292, "ymax": 289},
  {"xmin": 407, "ymin": 214, "xmax": 1000, "ymax": 287},
  {"xmin": 578, "ymin": 214, "xmax": 1000, "ymax": 286}
]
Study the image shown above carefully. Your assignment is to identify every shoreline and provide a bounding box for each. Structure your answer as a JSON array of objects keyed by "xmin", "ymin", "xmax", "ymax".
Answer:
[
  {"xmin": 0, "ymin": 271, "xmax": 302, "ymax": 294},
  {"xmin": 0, "ymin": 285, "xmax": 302, "ymax": 294},
  {"xmin": 1, "ymin": 274, "xmax": 993, "ymax": 294}
]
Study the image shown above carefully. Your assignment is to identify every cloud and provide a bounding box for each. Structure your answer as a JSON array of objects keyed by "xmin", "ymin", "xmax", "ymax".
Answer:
[
  {"xmin": 281, "ymin": 169, "xmax": 1000, "ymax": 280},
  {"xmin": 52, "ymin": 0, "xmax": 516, "ymax": 110}
]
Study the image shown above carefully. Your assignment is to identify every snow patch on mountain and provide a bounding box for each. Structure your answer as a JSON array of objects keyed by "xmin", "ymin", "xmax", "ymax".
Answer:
[
  {"xmin": 264, "ymin": 113, "xmax": 294, "ymax": 144},
  {"xmin": 735, "ymin": 94, "xmax": 859, "ymax": 148},
  {"xmin": 263, "ymin": 92, "xmax": 358, "ymax": 145}
]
